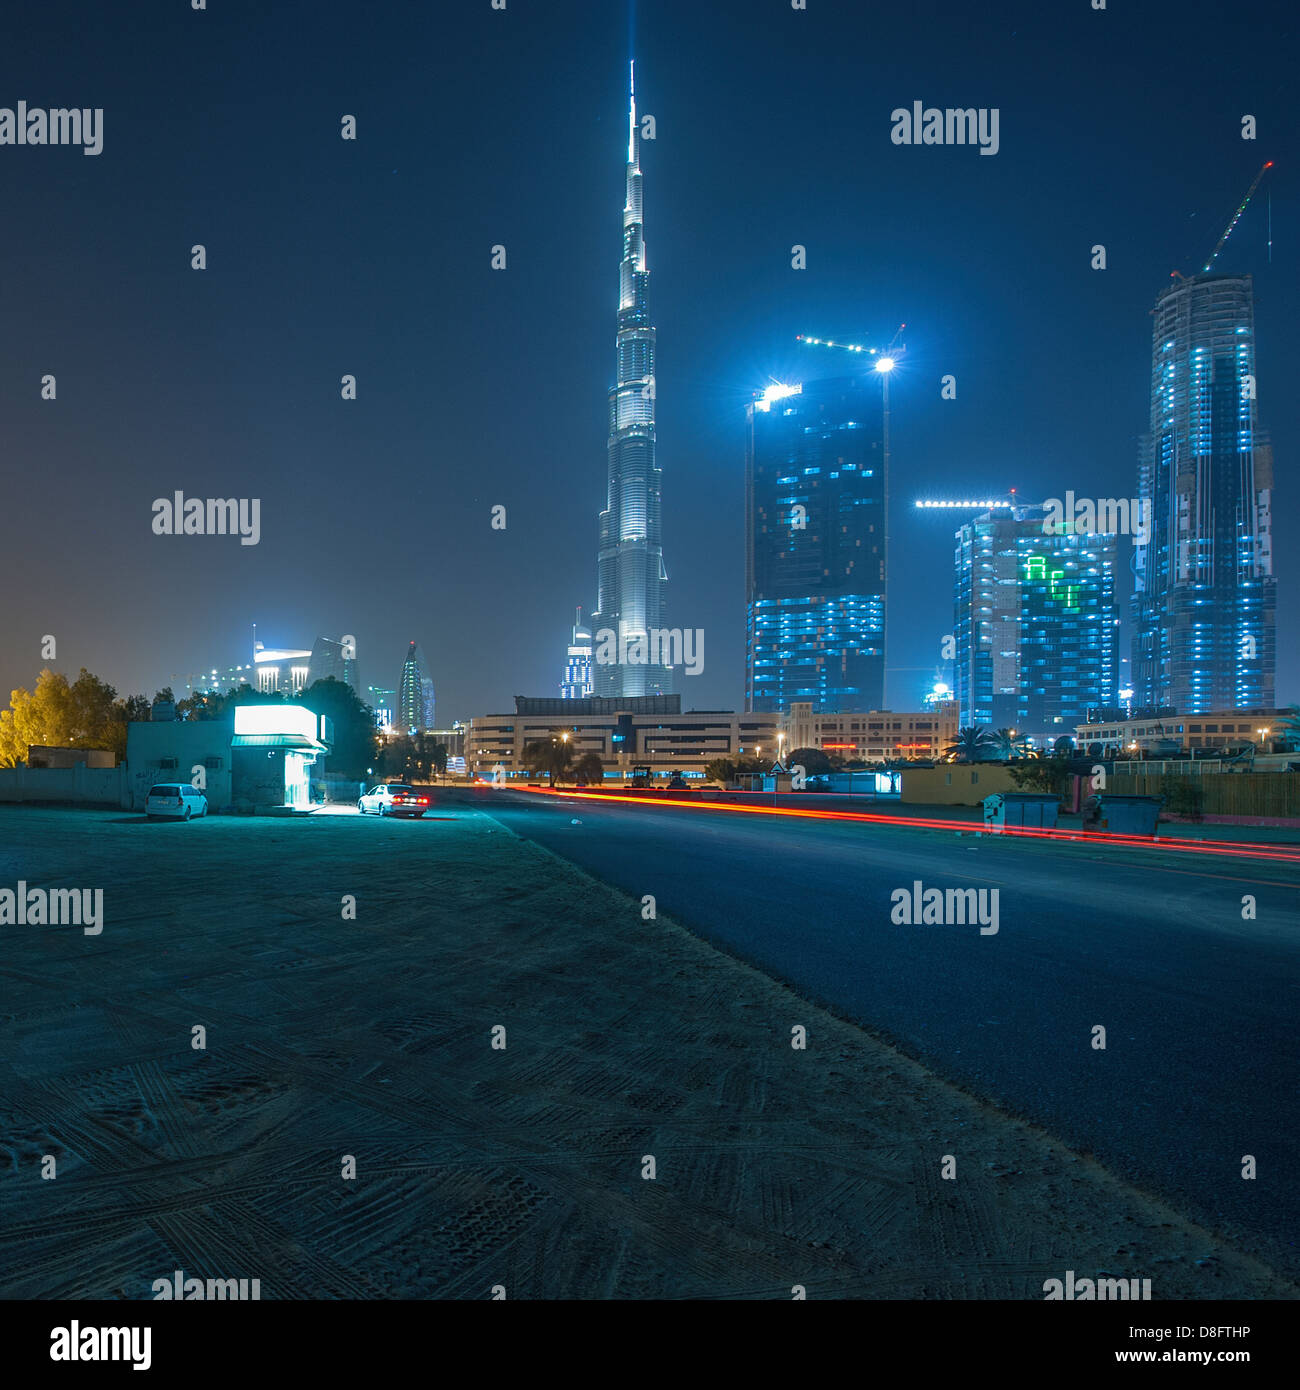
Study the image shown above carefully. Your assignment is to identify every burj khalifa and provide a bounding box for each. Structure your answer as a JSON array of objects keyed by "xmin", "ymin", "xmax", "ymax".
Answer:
[{"xmin": 590, "ymin": 62, "xmax": 672, "ymax": 698}]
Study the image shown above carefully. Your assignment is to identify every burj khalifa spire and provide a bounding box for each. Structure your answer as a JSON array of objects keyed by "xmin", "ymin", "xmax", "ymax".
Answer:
[{"xmin": 591, "ymin": 60, "xmax": 671, "ymax": 698}]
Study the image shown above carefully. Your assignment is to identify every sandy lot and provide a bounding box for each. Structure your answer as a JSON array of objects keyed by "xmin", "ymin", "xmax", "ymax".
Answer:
[{"xmin": 0, "ymin": 804, "xmax": 1293, "ymax": 1298}]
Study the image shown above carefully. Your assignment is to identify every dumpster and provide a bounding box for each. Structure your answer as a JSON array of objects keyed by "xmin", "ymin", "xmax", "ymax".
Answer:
[
  {"xmin": 983, "ymin": 792, "xmax": 1061, "ymax": 830},
  {"xmin": 1090, "ymin": 794, "xmax": 1163, "ymax": 836}
]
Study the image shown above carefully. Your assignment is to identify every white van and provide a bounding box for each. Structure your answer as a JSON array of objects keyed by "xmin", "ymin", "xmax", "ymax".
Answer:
[{"xmin": 146, "ymin": 783, "xmax": 209, "ymax": 821}]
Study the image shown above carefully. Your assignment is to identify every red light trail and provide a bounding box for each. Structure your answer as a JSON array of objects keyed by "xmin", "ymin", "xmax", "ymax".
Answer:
[{"xmin": 513, "ymin": 787, "xmax": 1300, "ymax": 865}]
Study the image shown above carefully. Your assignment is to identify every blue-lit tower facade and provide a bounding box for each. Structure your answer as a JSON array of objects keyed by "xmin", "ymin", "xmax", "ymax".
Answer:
[
  {"xmin": 746, "ymin": 376, "xmax": 887, "ymax": 713},
  {"xmin": 1134, "ymin": 274, "xmax": 1275, "ymax": 714},
  {"xmin": 560, "ymin": 608, "xmax": 594, "ymax": 699},
  {"xmin": 590, "ymin": 63, "xmax": 672, "ymax": 698},
  {"xmin": 954, "ymin": 505, "xmax": 1119, "ymax": 739},
  {"xmin": 397, "ymin": 641, "xmax": 426, "ymax": 735}
]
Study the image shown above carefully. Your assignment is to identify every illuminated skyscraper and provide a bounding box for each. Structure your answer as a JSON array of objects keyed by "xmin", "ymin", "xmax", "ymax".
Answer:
[
  {"xmin": 1133, "ymin": 274, "xmax": 1275, "ymax": 713},
  {"xmin": 397, "ymin": 641, "xmax": 426, "ymax": 734},
  {"xmin": 746, "ymin": 375, "xmax": 886, "ymax": 713},
  {"xmin": 954, "ymin": 504, "xmax": 1119, "ymax": 738},
  {"xmin": 560, "ymin": 608, "xmax": 594, "ymax": 699},
  {"xmin": 307, "ymin": 636, "xmax": 358, "ymax": 694},
  {"xmin": 590, "ymin": 62, "xmax": 671, "ymax": 698}
]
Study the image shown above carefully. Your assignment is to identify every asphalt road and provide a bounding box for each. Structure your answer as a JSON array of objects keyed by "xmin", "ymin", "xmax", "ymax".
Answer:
[{"xmin": 476, "ymin": 787, "xmax": 1300, "ymax": 1273}]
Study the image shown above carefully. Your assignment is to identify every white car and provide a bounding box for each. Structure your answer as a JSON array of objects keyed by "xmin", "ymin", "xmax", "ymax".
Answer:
[
  {"xmin": 357, "ymin": 783, "xmax": 430, "ymax": 818},
  {"xmin": 146, "ymin": 783, "xmax": 209, "ymax": 821}
]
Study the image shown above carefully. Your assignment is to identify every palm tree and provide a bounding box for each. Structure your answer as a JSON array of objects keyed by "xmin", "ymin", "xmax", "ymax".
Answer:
[
  {"xmin": 945, "ymin": 725, "xmax": 997, "ymax": 763},
  {"xmin": 992, "ymin": 728, "xmax": 1017, "ymax": 760},
  {"xmin": 521, "ymin": 731, "xmax": 576, "ymax": 787}
]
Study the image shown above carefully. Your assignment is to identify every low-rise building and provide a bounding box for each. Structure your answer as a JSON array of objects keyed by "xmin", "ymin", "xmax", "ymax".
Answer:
[
  {"xmin": 1075, "ymin": 708, "xmax": 1287, "ymax": 758},
  {"xmin": 782, "ymin": 700, "xmax": 959, "ymax": 763},
  {"xmin": 468, "ymin": 696, "xmax": 778, "ymax": 780},
  {"xmin": 124, "ymin": 704, "xmax": 332, "ymax": 810}
]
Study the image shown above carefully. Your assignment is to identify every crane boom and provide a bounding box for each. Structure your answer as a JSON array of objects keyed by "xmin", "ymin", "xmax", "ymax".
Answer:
[
  {"xmin": 796, "ymin": 324, "xmax": 907, "ymax": 359},
  {"xmin": 1201, "ymin": 161, "xmax": 1273, "ymax": 273}
]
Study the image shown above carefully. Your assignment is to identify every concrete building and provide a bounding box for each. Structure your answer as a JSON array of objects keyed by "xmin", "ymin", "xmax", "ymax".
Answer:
[
  {"xmin": 124, "ymin": 716, "xmax": 236, "ymax": 811},
  {"xmin": 467, "ymin": 696, "xmax": 959, "ymax": 780},
  {"xmin": 783, "ymin": 701, "xmax": 959, "ymax": 763},
  {"xmin": 123, "ymin": 705, "xmax": 332, "ymax": 810},
  {"xmin": 468, "ymin": 695, "xmax": 777, "ymax": 781},
  {"xmin": 1075, "ymin": 707, "xmax": 1289, "ymax": 758},
  {"xmin": 900, "ymin": 763, "xmax": 1019, "ymax": 806}
]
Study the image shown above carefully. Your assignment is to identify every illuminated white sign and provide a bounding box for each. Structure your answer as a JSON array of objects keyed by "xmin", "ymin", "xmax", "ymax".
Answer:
[{"xmin": 233, "ymin": 704, "xmax": 320, "ymax": 741}]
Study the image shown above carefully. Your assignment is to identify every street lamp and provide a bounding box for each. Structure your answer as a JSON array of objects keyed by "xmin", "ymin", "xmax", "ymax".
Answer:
[{"xmin": 874, "ymin": 356, "xmax": 897, "ymax": 706}]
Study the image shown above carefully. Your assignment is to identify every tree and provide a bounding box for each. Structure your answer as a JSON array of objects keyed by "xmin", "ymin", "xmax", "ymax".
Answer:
[
  {"xmin": 119, "ymin": 694, "xmax": 153, "ymax": 724},
  {"xmin": 1008, "ymin": 753, "xmax": 1071, "ymax": 796},
  {"xmin": 572, "ymin": 751, "xmax": 605, "ymax": 785},
  {"xmin": 521, "ymin": 732, "xmax": 575, "ymax": 786},
  {"xmin": 0, "ymin": 670, "xmax": 71, "ymax": 766},
  {"xmin": 945, "ymin": 726, "xmax": 997, "ymax": 763},
  {"xmin": 787, "ymin": 746, "xmax": 838, "ymax": 776},
  {"xmin": 176, "ymin": 683, "xmax": 279, "ymax": 722},
  {"xmin": 378, "ymin": 734, "xmax": 415, "ymax": 780},
  {"xmin": 65, "ymin": 668, "xmax": 119, "ymax": 748},
  {"xmin": 991, "ymin": 728, "xmax": 1031, "ymax": 760},
  {"xmin": 703, "ymin": 755, "xmax": 765, "ymax": 786},
  {"xmin": 408, "ymin": 730, "xmax": 448, "ymax": 782},
  {"xmin": 0, "ymin": 667, "xmax": 171, "ymax": 764},
  {"xmin": 301, "ymin": 678, "xmax": 379, "ymax": 780}
]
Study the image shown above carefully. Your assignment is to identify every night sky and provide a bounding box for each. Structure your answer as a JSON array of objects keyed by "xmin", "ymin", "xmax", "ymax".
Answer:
[{"xmin": 1, "ymin": 0, "xmax": 1295, "ymax": 719}]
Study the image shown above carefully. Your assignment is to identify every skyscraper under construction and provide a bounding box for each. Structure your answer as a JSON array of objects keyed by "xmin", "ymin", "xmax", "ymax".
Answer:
[{"xmin": 1133, "ymin": 274, "xmax": 1275, "ymax": 714}]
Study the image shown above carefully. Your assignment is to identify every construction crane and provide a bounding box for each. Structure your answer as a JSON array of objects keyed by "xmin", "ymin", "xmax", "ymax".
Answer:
[
  {"xmin": 1202, "ymin": 160, "xmax": 1273, "ymax": 272},
  {"xmin": 914, "ymin": 496, "xmax": 1018, "ymax": 513},
  {"xmin": 796, "ymin": 322, "xmax": 906, "ymax": 361},
  {"xmin": 1173, "ymin": 161, "xmax": 1274, "ymax": 280}
]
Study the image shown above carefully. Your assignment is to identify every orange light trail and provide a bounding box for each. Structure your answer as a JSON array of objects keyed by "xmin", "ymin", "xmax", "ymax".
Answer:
[{"xmin": 514, "ymin": 787, "xmax": 1300, "ymax": 865}]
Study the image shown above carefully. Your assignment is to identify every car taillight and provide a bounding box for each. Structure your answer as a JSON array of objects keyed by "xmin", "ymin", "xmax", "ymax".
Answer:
[{"xmin": 418, "ymin": 798, "xmax": 428, "ymax": 804}]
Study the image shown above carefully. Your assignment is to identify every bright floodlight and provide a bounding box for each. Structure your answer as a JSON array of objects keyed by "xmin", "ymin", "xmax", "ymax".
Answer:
[
  {"xmin": 755, "ymin": 381, "xmax": 803, "ymax": 411},
  {"xmin": 874, "ymin": 356, "xmax": 895, "ymax": 373}
]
